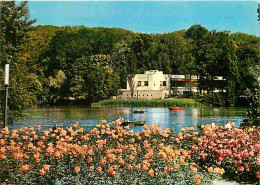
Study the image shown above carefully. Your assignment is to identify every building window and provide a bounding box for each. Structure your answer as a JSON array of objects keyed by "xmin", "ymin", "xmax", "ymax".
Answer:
[
  {"xmin": 137, "ymin": 81, "xmax": 141, "ymax": 86},
  {"xmin": 160, "ymin": 81, "xmax": 166, "ymax": 86},
  {"xmin": 173, "ymin": 81, "xmax": 185, "ymax": 88},
  {"xmin": 144, "ymin": 81, "xmax": 148, "ymax": 86},
  {"xmin": 163, "ymin": 81, "xmax": 166, "ymax": 86}
]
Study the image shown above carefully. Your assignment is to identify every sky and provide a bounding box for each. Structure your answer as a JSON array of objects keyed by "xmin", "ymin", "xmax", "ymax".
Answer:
[{"xmin": 28, "ymin": 1, "xmax": 260, "ymax": 35}]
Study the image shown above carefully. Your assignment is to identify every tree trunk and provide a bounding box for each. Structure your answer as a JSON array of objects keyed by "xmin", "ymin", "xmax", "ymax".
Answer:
[{"xmin": 127, "ymin": 74, "xmax": 135, "ymax": 99}]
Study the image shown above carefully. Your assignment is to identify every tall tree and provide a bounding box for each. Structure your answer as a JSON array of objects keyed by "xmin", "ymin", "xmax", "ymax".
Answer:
[
  {"xmin": 0, "ymin": 1, "xmax": 36, "ymax": 123},
  {"xmin": 111, "ymin": 41, "xmax": 137, "ymax": 98},
  {"xmin": 257, "ymin": 3, "xmax": 260, "ymax": 21},
  {"xmin": 84, "ymin": 54, "xmax": 120, "ymax": 101},
  {"xmin": 185, "ymin": 24, "xmax": 210, "ymax": 94}
]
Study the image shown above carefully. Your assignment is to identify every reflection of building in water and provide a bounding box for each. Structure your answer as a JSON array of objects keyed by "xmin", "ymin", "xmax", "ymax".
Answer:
[
  {"xmin": 119, "ymin": 70, "xmax": 226, "ymax": 99},
  {"xmin": 176, "ymin": 110, "xmax": 185, "ymax": 126},
  {"xmin": 190, "ymin": 108, "xmax": 199, "ymax": 126}
]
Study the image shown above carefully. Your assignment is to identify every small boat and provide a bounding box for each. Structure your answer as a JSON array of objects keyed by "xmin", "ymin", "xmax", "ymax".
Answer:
[
  {"xmin": 133, "ymin": 110, "xmax": 145, "ymax": 114},
  {"xmin": 123, "ymin": 120, "xmax": 146, "ymax": 126},
  {"xmin": 169, "ymin": 107, "xmax": 184, "ymax": 111}
]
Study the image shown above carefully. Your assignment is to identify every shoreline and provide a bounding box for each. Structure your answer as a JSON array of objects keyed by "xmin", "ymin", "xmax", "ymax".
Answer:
[{"xmin": 91, "ymin": 98, "xmax": 204, "ymax": 107}]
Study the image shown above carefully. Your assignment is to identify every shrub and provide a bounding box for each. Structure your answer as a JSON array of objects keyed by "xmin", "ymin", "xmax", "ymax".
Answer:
[
  {"xmin": 195, "ymin": 93, "xmax": 227, "ymax": 106},
  {"xmin": 0, "ymin": 121, "xmax": 219, "ymax": 184},
  {"xmin": 92, "ymin": 98, "xmax": 203, "ymax": 107}
]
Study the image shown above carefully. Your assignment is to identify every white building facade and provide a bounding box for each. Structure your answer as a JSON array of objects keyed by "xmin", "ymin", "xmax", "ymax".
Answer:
[
  {"xmin": 120, "ymin": 70, "xmax": 170, "ymax": 99},
  {"xmin": 118, "ymin": 70, "xmax": 224, "ymax": 99}
]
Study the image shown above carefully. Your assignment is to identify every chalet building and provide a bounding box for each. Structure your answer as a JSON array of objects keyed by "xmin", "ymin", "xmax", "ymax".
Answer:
[{"xmin": 119, "ymin": 70, "xmax": 225, "ymax": 99}]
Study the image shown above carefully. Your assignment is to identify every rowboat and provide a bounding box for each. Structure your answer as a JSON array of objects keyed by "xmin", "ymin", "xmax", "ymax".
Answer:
[
  {"xmin": 123, "ymin": 120, "xmax": 146, "ymax": 126},
  {"xmin": 133, "ymin": 110, "xmax": 145, "ymax": 114},
  {"xmin": 169, "ymin": 107, "xmax": 184, "ymax": 111}
]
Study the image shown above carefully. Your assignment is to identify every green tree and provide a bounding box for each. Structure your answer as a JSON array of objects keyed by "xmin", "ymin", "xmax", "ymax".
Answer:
[
  {"xmin": 257, "ymin": 3, "xmax": 260, "ymax": 21},
  {"xmin": 157, "ymin": 31, "xmax": 187, "ymax": 74},
  {"xmin": 0, "ymin": 1, "xmax": 36, "ymax": 123},
  {"xmin": 110, "ymin": 41, "xmax": 129, "ymax": 89},
  {"xmin": 84, "ymin": 55, "xmax": 120, "ymax": 102},
  {"xmin": 111, "ymin": 40, "xmax": 138, "ymax": 98},
  {"xmin": 185, "ymin": 25, "xmax": 210, "ymax": 94},
  {"xmin": 231, "ymin": 33, "xmax": 260, "ymax": 105},
  {"xmin": 48, "ymin": 70, "xmax": 66, "ymax": 104}
]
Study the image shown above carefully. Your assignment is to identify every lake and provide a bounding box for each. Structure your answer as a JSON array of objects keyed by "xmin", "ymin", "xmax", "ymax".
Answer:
[{"xmin": 11, "ymin": 106, "xmax": 247, "ymax": 132}]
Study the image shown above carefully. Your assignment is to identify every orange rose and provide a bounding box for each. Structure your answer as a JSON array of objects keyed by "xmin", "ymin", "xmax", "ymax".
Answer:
[
  {"xmin": 0, "ymin": 139, "xmax": 5, "ymax": 146},
  {"xmin": 97, "ymin": 167, "xmax": 103, "ymax": 173},
  {"xmin": 39, "ymin": 169, "xmax": 46, "ymax": 175},
  {"xmin": 0, "ymin": 154, "xmax": 7, "ymax": 159},
  {"xmin": 87, "ymin": 156, "xmax": 92, "ymax": 163},
  {"xmin": 74, "ymin": 166, "xmax": 80, "ymax": 174},
  {"xmin": 126, "ymin": 164, "xmax": 133, "ymax": 171},
  {"xmin": 20, "ymin": 164, "xmax": 30, "ymax": 172},
  {"xmin": 159, "ymin": 151, "xmax": 167, "ymax": 159},
  {"xmin": 73, "ymin": 124, "xmax": 78, "ymax": 128},
  {"xmin": 43, "ymin": 165, "xmax": 50, "ymax": 171},
  {"xmin": 174, "ymin": 164, "xmax": 180, "ymax": 170},
  {"xmin": 89, "ymin": 165, "xmax": 94, "ymax": 172},
  {"xmin": 108, "ymin": 167, "xmax": 116, "ymax": 176},
  {"xmin": 148, "ymin": 168, "xmax": 155, "ymax": 177},
  {"xmin": 179, "ymin": 156, "xmax": 185, "ymax": 164},
  {"xmin": 195, "ymin": 174, "xmax": 201, "ymax": 184}
]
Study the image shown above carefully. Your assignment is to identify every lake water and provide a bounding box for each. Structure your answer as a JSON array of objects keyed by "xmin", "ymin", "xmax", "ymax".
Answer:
[{"xmin": 11, "ymin": 106, "xmax": 247, "ymax": 132}]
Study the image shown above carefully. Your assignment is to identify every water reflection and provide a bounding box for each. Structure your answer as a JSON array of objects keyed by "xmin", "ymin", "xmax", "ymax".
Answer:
[{"xmin": 12, "ymin": 106, "xmax": 247, "ymax": 132}]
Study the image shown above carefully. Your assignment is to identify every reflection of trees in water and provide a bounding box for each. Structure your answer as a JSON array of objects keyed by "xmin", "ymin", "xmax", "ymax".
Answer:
[{"xmin": 198, "ymin": 107, "xmax": 246, "ymax": 117}]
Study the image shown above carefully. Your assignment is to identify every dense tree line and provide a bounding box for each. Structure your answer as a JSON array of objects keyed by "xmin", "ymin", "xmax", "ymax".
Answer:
[
  {"xmin": 0, "ymin": 2, "xmax": 259, "ymax": 122},
  {"xmin": 32, "ymin": 25, "xmax": 259, "ymax": 107}
]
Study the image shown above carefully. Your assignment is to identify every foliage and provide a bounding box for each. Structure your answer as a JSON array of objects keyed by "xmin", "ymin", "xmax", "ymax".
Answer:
[
  {"xmin": 36, "ymin": 24, "xmax": 259, "ymax": 106},
  {"xmin": 184, "ymin": 124, "xmax": 260, "ymax": 183},
  {"xmin": 83, "ymin": 55, "xmax": 121, "ymax": 102},
  {"xmin": 5, "ymin": 22, "xmax": 259, "ymax": 108},
  {"xmin": 0, "ymin": 1, "xmax": 37, "ymax": 123},
  {"xmin": 257, "ymin": 3, "xmax": 260, "ymax": 21},
  {"xmin": 1, "ymin": 120, "xmax": 259, "ymax": 184},
  {"xmin": 196, "ymin": 93, "xmax": 227, "ymax": 106},
  {"xmin": 91, "ymin": 98, "xmax": 202, "ymax": 107},
  {"xmin": 0, "ymin": 121, "xmax": 224, "ymax": 185},
  {"xmin": 241, "ymin": 89, "xmax": 260, "ymax": 127},
  {"xmin": 47, "ymin": 70, "xmax": 67, "ymax": 105},
  {"xmin": 1, "ymin": 0, "xmax": 260, "ymax": 123}
]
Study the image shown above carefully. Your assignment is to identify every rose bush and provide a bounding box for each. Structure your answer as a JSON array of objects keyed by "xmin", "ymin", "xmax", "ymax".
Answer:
[
  {"xmin": 0, "ymin": 120, "xmax": 223, "ymax": 185},
  {"xmin": 180, "ymin": 124, "xmax": 260, "ymax": 183},
  {"xmin": 1, "ymin": 120, "xmax": 259, "ymax": 184}
]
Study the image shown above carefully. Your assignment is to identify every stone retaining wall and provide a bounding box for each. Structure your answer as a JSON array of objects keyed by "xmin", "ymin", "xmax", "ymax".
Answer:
[{"xmin": 118, "ymin": 90, "xmax": 169, "ymax": 99}]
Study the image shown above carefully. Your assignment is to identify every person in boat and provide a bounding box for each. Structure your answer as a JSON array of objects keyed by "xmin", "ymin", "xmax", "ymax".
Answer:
[
  {"xmin": 211, "ymin": 121, "xmax": 216, "ymax": 128},
  {"xmin": 138, "ymin": 107, "xmax": 143, "ymax": 111},
  {"xmin": 141, "ymin": 117, "xmax": 144, "ymax": 121},
  {"xmin": 225, "ymin": 121, "xmax": 232, "ymax": 129}
]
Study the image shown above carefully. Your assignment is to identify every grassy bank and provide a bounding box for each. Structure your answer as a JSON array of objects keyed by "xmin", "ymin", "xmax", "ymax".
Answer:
[{"xmin": 91, "ymin": 98, "xmax": 203, "ymax": 107}]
